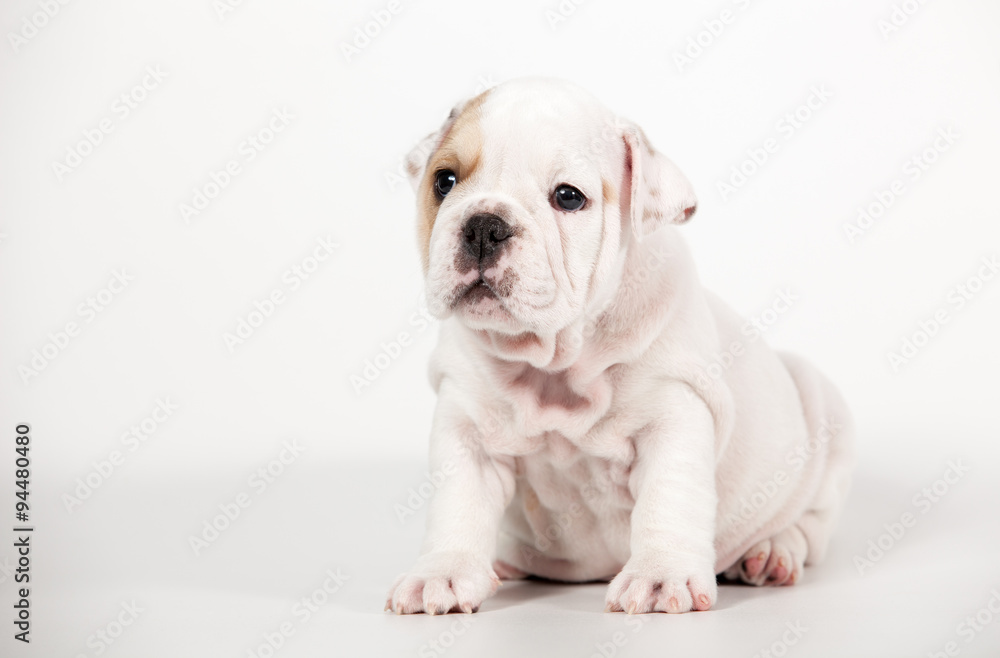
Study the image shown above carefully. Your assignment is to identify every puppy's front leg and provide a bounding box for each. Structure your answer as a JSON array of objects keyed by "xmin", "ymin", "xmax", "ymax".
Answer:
[
  {"xmin": 387, "ymin": 391, "xmax": 515, "ymax": 614},
  {"xmin": 606, "ymin": 382, "xmax": 719, "ymax": 614}
]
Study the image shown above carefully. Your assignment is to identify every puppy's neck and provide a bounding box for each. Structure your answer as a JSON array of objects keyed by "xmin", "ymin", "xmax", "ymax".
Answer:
[{"xmin": 468, "ymin": 228, "xmax": 693, "ymax": 376}]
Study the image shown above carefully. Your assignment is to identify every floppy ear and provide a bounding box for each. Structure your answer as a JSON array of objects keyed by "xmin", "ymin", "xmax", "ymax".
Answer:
[
  {"xmin": 622, "ymin": 124, "xmax": 697, "ymax": 240},
  {"xmin": 404, "ymin": 98, "xmax": 472, "ymax": 193}
]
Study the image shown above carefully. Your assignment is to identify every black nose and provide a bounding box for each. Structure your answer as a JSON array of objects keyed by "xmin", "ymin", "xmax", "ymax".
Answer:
[{"xmin": 462, "ymin": 213, "xmax": 513, "ymax": 263}]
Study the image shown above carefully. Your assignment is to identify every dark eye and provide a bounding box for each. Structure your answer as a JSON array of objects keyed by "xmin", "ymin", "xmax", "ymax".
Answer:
[
  {"xmin": 434, "ymin": 169, "xmax": 457, "ymax": 199},
  {"xmin": 553, "ymin": 185, "xmax": 586, "ymax": 212}
]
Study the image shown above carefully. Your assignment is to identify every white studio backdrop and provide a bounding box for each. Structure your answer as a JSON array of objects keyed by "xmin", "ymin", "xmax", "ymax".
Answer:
[{"xmin": 0, "ymin": 0, "xmax": 999, "ymax": 656}]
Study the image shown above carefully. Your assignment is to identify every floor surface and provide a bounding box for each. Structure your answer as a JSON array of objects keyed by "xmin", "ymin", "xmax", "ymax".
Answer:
[{"xmin": 5, "ymin": 447, "xmax": 999, "ymax": 658}]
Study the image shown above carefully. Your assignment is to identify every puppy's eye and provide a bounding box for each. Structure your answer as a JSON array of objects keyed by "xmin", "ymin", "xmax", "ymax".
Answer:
[
  {"xmin": 553, "ymin": 185, "xmax": 586, "ymax": 212},
  {"xmin": 434, "ymin": 170, "xmax": 457, "ymax": 199}
]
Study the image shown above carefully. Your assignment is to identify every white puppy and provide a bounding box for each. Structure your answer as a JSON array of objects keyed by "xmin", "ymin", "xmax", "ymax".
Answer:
[{"xmin": 386, "ymin": 78, "xmax": 854, "ymax": 615}]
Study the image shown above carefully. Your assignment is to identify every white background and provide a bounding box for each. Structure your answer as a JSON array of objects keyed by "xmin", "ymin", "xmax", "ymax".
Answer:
[{"xmin": 1, "ymin": 0, "xmax": 999, "ymax": 656}]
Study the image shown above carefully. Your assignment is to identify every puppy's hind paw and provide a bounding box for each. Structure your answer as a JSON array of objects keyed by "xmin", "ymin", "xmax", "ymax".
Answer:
[{"xmin": 724, "ymin": 526, "xmax": 807, "ymax": 587}]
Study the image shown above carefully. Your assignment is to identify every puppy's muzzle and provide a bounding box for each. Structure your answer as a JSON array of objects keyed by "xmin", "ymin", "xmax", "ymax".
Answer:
[{"xmin": 462, "ymin": 213, "xmax": 512, "ymax": 268}]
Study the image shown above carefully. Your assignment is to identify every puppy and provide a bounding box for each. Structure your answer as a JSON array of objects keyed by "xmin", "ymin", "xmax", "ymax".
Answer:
[{"xmin": 386, "ymin": 78, "xmax": 854, "ymax": 615}]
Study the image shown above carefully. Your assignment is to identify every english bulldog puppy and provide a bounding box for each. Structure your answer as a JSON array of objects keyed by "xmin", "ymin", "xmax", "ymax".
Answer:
[{"xmin": 386, "ymin": 78, "xmax": 855, "ymax": 615}]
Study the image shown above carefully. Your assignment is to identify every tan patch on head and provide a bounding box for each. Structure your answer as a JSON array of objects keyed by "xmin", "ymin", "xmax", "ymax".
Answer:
[
  {"xmin": 602, "ymin": 178, "xmax": 617, "ymax": 207},
  {"xmin": 416, "ymin": 89, "xmax": 492, "ymax": 270}
]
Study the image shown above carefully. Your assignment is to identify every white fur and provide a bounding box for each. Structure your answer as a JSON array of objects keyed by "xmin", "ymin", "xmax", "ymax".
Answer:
[{"xmin": 387, "ymin": 78, "xmax": 855, "ymax": 615}]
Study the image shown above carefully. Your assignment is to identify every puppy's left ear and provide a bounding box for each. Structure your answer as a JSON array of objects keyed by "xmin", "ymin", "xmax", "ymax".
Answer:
[
  {"xmin": 403, "ymin": 98, "xmax": 472, "ymax": 193},
  {"xmin": 622, "ymin": 124, "xmax": 697, "ymax": 240}
]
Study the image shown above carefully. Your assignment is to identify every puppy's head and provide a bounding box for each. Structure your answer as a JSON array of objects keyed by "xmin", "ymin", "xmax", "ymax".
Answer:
[{"xmin": 407, "ymin": 78, "xmax": 696, "ymax": 358}]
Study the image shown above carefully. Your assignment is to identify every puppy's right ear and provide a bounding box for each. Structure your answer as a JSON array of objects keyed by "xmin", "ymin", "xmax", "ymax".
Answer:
[{"xmin": 404, "ymin": 99, "xmax": 470, "ymax": 193}]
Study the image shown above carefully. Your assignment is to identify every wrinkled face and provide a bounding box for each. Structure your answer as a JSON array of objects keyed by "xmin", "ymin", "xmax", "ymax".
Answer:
[
  {"xmin": 412, "ymin": 82, "xmax": 625, "ymax": 338},
  {"xmin": 407, "ymin": 78, "xmax": 697, "ymax": 350}
]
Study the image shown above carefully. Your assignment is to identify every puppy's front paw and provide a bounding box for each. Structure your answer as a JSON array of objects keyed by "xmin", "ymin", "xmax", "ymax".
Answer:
[
  {"xmin": 605, "ymin": 556, "xmax": 717, "ymax": 614},
  {"xmin": 386, "ymin": 552, "xmax": 500, "ymax": 615}
]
